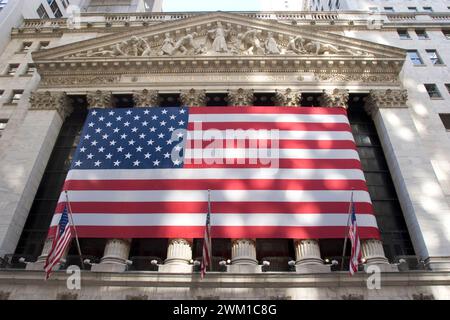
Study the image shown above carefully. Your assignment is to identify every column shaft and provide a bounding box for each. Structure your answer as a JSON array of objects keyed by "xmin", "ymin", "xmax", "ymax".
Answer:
[
  {"xmin": 294, "ymin": 239, "xmax": 330, "ymax": 273},
  {"xmin": 91, "ymin": 238, "xmax": 131, "ymax": 272}
]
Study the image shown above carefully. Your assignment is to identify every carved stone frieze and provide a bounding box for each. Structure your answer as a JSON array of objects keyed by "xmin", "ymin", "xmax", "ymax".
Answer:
[
  {"xmin": 29, "ymin": 91, "xmax": 73, "ymax": 120},
  {"xmin": 87, "ymin": 90, "xmax": 113, "ymax": 109},
  {"xmin": 180, "ymin": 88, "xmax": 206, "ymax": 107},
  {"xmin": 319, "ymin": 89, "xmax": 349, "ymax": 109},
  {"xmin": 227, "ymin": 88, "xmax": 254, "ymax": 106},
  {"xmin": 41, "ymin": 75, "xmax": 120, "ymax": 87},
  {"xmin": 133, "ymin": 89, "xmax": 160, "ymax": 107},
  {"xmin": 316, "ymin": 73, "xmax": 398, "ymax": 83},
  {"xmin": 364, "ymin": 89, "xmax": 408, "ymax": 117},
  {"xmin": 274, "ymin": 88, "xmax": 301, "ymax": 107}
]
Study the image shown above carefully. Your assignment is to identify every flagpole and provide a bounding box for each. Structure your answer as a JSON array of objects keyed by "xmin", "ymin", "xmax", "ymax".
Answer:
[
  {"xmin": 64, "ymin": 190, "xmax": 85, "ymax": 270},
  {"xmin": 340, "ymin": 189, "xmax": 354, "ymax": 271}
]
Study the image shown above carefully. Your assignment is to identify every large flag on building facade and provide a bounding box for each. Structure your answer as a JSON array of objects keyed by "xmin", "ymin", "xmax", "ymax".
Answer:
[{"xmin": 48, "ymin": 106, "xmax": 380, "ymax": 240}]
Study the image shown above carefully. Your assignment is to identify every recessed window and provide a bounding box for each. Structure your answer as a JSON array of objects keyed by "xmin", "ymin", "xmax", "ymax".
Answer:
[
  {"xmin": 408, "ymin": 7, "xmax": 418, "ymax": 12},
  {"xmin": 37, "ymin": 4, "xmax": 49, "ymax": 19},
  {"xmin": 424, "ymin": 84, "xmax": 442, "ymax": 99},
  {"xmin": 422, "ymin": 7, "xmax": 433, "ymax": 13},
  {"xmin": 416, "ymin": 29, "xmax": 429, "ymax": 40},
  {"xmin": 48, "ymin": 0, "xmax": 62, "ymax": 18},
  {"xmin": 440, "ymin": 114, "xmax": 450, "ymax": 131},
  {"xmin": 8, "ymin": 90, "xmax": 23, "ymax": 104},
  {"xmin": 384, "ymin": 7, "xmax": 394, "ymax": 12},
  {"xmin": 0, "ymin": 119, "xmax": 8, "ymax": 136},
  {"xmin": 25, "ymin": 64, "xmax": 36, "ymax": 76},
  {"xmin": 426, "ymin": 50, "xmax": 444, "ymax": 65},
  {"xmin": 445, "ymin": 84, "xmax": 450, "ymax": 95},
  {"xmin": 407, "ymin": 50, "xmax": 424, "ymax": 65},
  {"xmin": 398, "ymin": 29, "xmax": 411, "ymax": 40},
  {"xmin": 20, "ymin": 42, "xmax": 33, "ymax": 53},
  {"xmin": 6, "ymin": 64, "xmax": 19, "ymax": 76},
  {"xmin": 443, "ymin": 29, "xmax": 450, "ymax": 40},
  {"xmin": 39, "ymin": 41, "xmax": 50, "ymax": 50}
]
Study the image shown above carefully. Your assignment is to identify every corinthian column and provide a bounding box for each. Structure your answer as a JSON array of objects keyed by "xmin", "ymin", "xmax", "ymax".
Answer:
[
  {"xmin": 180, "ymin": 88, "xmax": 206, "ymax": 107},
  {"xmin": 228, "ymin": 239, "xmax": 261, "ymax": 273},
  {"xmin": 319, "ymin": 89, "xmax": 349, "ymax": 108},
  {"xmin": 274, "ymin": 88, "xmax": 302, "ymax": 107},
  {"xmin": 158, "ymin": 239, "xmax": 193, "ymax": 273},
  {"xmin": 294, "ymin": 239, "xmax": 330, "ymax": 273},
  {"xmin": 133, "ymin": 89, "xmax": 160, "ymax": 107},
  {"xmin": 86, "ymin": 90, "xmax": 112, "ymax": 109},
  {"xmin": 91, "ymin": 239, "xmax": 132, "ymax": 272},
  {"xmin": 227, "ymin": 88, "xmax": 254, "ymax": 106}
]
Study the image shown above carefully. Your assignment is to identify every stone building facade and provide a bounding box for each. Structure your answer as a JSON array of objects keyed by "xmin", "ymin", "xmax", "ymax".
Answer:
[{"xmin": 0, "ymin": 9, "xmax": 450, "ymax": 299}]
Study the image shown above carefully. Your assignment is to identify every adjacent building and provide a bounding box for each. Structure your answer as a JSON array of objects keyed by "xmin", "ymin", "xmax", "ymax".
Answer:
[{"xmin": 0, "ymin": 1, "xmax": 450, "ymax": 300}]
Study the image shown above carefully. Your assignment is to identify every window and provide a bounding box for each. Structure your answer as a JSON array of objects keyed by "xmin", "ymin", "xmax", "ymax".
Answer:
[
  {"xmin": 423, "ymin": 7, "xmax": 433, "ymax": 13},
  {"xmin": 426, "ymin": 50, "xmax": 444, "ymax": 65},
  {"xmin": 407, "ymin": 50, "xmax": 424, "ymax": 65},
  {"xmin": 443, "ymin": 29, "xmax": 450, "ymax": 40},
  {"xmin": 25, "ymin": 64, "xmax": 36, "ymax": 76},
  {"xmin": 0, "ymin": 0, "xmax": 8, "ymax": 11},
  {"xmin": 9, "ymin": 90, "xmax": 23, "ymax": 104},
  {"xmin": 384, "ymin": 7, "xmax": 394, "ymax": 12},
  {"xmin": 445, "ymin": 84, "xmax": 450, "ymax": 95},
  {"xmin": 19, "ymin": 42, "xmax": 33, "ymax": 53},
  {"xmin": 6, "ymin": 64, "xmax": 19, "ymax": 76},
  {"xmin": 38, "ymin": 41, "xmax": 50, "ymax": 50},
  {"xmin": 440, "ymin": 114, "xmax": 450, "ymax": 131},
  {"xmin": 37, "ymin": 4, "xmax": 49, "ymax": 19},
  {"xmin": 407, "ymin": 7, "xmax": 418, "ymax": 12},
  {"xmin": 398, "ymin": 29, "xmax": 411, "ymax": 40},
  {"xmin": 0, "ymin": 119, "xmax": 7, "ymax": 135},
  {"xmin": 424, "ymin": 84, "xmax": 442, "ymax": 99},
  {"xmin": 416, "ymin": 29, "xmax": 429, "ymax": 40},
  {"xmin": 48, "ymin": 0, "xmax": 62, "ymax": 18}
]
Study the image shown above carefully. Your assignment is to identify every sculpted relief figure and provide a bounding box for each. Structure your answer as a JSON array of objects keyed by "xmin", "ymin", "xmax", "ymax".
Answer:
[
  {"xmin": 208, "ymin": 22, "xmax": 230, "ymax": 53},
  {"xmin": 286, "ymin": 36, "xmax": 307, "ymax": 54},
  {"xmin": 86, "ymin": 36, "xmax": 152, "ymax": 57},
  {"xmin": 170, "ymin": 32, "xmax": 206, "ymax": 55},
  {"xmin": 265, "ymin": 32, "xmax": 280, "ymax": 55},
  {"xmin": 237, "ymin": 29, "xmax": 265, "ymax": 55},
  {"xmin": 159, "ymin": 33, "xmax": 175, "ymax": 56}
]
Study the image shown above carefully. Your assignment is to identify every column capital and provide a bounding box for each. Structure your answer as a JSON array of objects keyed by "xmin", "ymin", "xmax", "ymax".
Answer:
[
  {"xmin": 365, "ymin": 89, "xmax": 408, "ymax": 117},
  {"xmin": 133, "ymin": 89, "xmax": 160, "ymax": 107},
  {"xmin": 227, "ymin": 88, "xmax": 254, "ymax": 106},
  {"xmin": 29, "ymin": 91, "xmax": 73, "ymax": 120},
  {"xmin": 91, "ymin": 238, "xmax": 132, "ymax": 273},
  {"xmin": 86, "ymin": 90, "xmax": 112, "ymax": 109},
  {"xmin": 159, "ymin": 238, "xmax": 193, "ymax": 273},
  {"xmin": 180, "ymin": 88, "xmax": 206, "ymax": 107},
  {"xmin": 274, "ymin": 88, "xmax": 302, "ymax": 107},
  {"xmin": 319, "ymin": 89, "xmax": 349, "ymax": 109}
]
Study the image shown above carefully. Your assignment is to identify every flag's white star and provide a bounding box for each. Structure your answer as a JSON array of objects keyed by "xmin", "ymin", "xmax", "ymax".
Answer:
[
  {"xmin": 110, "ymin": 140, "xmax": 117, "ymax": 146},
  {"xmin": 87, "ymin": 153, "xmax": 94, "ymax": 159},
  {"xmin": 179, "ymin": 109, "xmax": 186, "ymax": 114},
  {"xmin": 158, "ymin": 133, "xmax": 165, "ymax": 139},
  {"xmin": 133, "ymin": 160, "xmax": 141, "ymax": 167},
  {"xmin": 128, "ymin": 140, "xmax": 135, "ymax": 145},
  {"xmin": 144, "ymin": 110, "xmax": 150, "ymax": 115},
  {"xmin": 106, "ymin": 153, "xmax": 113, "ymax": 159},
  {"xmin": 117, "ymin": 146, "xmax": 124, "ymax": 152},
  {"xmin": 116, "ymin": 116, "xmax": 123, "ymax": 121},
  {"xmin": 106, "ymin": 122, "xmax": 112, "ymax": 127},
  {"xmin": 166, "ymin": 140, "xmax": 173, "ymax": 145},
  {"xmin": 147, "ymin": 140, "xmax": 154, "ymax": 145},
  {"xmin": 94, "ymin": 160, "xmax": 101, "ymax": 167},
  {"xmin": 144, "ymin": 153, "xmax": 151, "ymax": 159},
  {"xmin": 155, "ymin": 146, "xmax": 162, "ymax": 152},
  {"xmin": 91, "ymin": 110, "xmax": 98, "ymax": 116},
  {"xmin": 80, "ymin": 147, "xmax": 86, "ymax": 153},
  {"xmin": 121, "ymin": 134, "xmax": 127, "ymax": 139},
  {"xmin": 164, "ymin": 152, "xmax": 170, "ymax": 159},
  {"xmin": 170, "ymin": 115, "xmax": 176, "ymax": 120},
  {"xmin": 108, "ymin": 111, "xmax": 115, "ymax": 116},
  {"xmin": 113, "ymin": 160, "xmax": 121, "ymax": 166},
  {"xmin": 132, "ymin": 127, "xmax": 138, "ymax": 133},
  {"xmin": 142, "ymin": 121, "xmax": 148, "ymax": 127},
  {"xmin": 160, "ymin": 121, "xmax": 167, "ymax": 126},
  {"xmin": 175, "ymin": 145, "xmax": 182, "ymax": 151},
  {"xmin": 84, "ymin": 134, "xmax": 91, "ymax": 140},
  {"xmin": 134, "ymin": 116, "xmax": 140, "ymax": 120},
  {"xmin": 153, "ymin": 160, "xmax": 160, "ymax": 166},
  {"xmin": 124, "ymin": 122, "xmax": 130, "ymax": 127},
  {"xmin": 150, "ymin": 127, "xmax": 156, "ymax": 132},
  {"xmin": 168, "ymin": 126, "xmax": 175, "ymax": 132},
  {"xmin": 98, "ymin": 116, "xmax": 105, "ymax": 121},
  {"xmin": 139, "ymin": 133, "xmax": 146, "ymax": 139},
  {"xmin": 95, "ymin": 128, "xmax": 102, "ymax": 133},
  {"xmin": 88, "ymin": 122, "xmax": 94, "ymax": 127},
  {"xmin": 162, "ymin": 109, "xmax": 168, "ymax": 114},
  {"xmin": 91, "ymin": 140, "xmax": 98, "ymax": 146},
  {"xmin": 75, "ymin": 160, "xmax": 82, "ymax": 167},
  {"xmin": 178, "ymin": 120, "xmax": 185, "ymax": 125},
  {"xmin": 102, "ymin": 134, "xmax": 109, "ymax": 140},
  {"xmin": 136, "ymin": 146, "xmax": 143, "ymax": 152},
  {"xmin": 126, "ymin": 110, "xmax": 132, "ymax": 115},
  {"xmin": 152, "ymin": 115, "xmax": 158, "ymax": 120},
  {"xmin": 125, "ymin": 153, "xmax": 132, "ymax": 159},
  {"xmin": 113, "ymin": 128, "xmax": 120, "ymax": 133},
  {"xmin": 173, "ymin": 159, "xmax": 181, "ymax": 166},
  {"xmin": 98, "ymin": 147, "xmax": 105, "ymax": 153}
]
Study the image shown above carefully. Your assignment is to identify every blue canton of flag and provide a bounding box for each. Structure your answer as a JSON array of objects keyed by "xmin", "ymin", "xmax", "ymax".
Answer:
[{"xmin": 72, "ymin": 107, "xmax": 189, "ymax": 170}]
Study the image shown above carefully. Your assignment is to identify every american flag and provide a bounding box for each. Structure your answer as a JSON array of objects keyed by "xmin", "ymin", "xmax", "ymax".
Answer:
[
  {"xmin": 48, "ymin": 106, "xmax": 379, "ymax": 240},
  {"xmin": 348, "ymin": 196, "xmax": 362, "ymax": 275},
  {"xmin": 200, "ymin": 190, "xmax": 212, "ymax": 279},
  {"xmin": 45, "ymin": 204, "xmax": 72, "ymax": 279}
]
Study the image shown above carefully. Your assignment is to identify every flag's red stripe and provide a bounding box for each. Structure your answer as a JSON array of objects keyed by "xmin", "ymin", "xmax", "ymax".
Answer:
[
  {"xmin": 64, "ymin": 179, "xmax": 368, "ymax": 191},
  {"xmin": 187, "ymin": 122, "xmax": 351, "ymax": 131},
  {"xmin": 47, "ymin": 225, "xmax": 380, "ymax": 240},
  {"xmin": 55, "ymin": 201, "xmax": 374, "ymax": 215},
  {"xmin": 189, "ymin": 139, "xmax": 357, "ymax": 150},
  {"xmin": 184, "ymin": 159, "xmax": 362, "ymax": 169},
  {"xmin": 188, "ymin": 106, "xmax": 348, "ymax": 115}
]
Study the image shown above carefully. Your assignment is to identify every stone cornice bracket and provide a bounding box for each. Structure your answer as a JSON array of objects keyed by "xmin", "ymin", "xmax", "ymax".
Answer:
[
  {"xmin": 365, "ymin": 89, "xmax": 408, "ymax": 117},
  {"xmin": 180, "ymin": 88, "xmax": 206, "ymax": 107},
  {"xmin": 133, "ymin": 89, "xmax": 160, "ymax": 107},
  {"xmin": 275, "ymin": 88, "xmax": 302, "ymax": 107},
  {"xmin": 319, "ymin": 89, "xmax": 349, "ymax": 109},
  {"xmin": 87, "ymin": 90, "xmax": 113, "ymax": 109},
  {"xmin": 227, "ymin": 88, "xmax": 254, "ymax": 106},
  {"xmin": 29, "ymin": 91, "xmax": 73, "ymax": 120}
]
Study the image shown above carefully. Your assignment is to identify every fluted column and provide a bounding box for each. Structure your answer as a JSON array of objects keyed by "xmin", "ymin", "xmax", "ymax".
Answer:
[
  {"xmin": 86, "ymin": 90, "xmax": 112, "ymax": 109},
  {"xmin": 133, "ymin": 89, "xmax": 160, "ymax": 107},
  {"xmin": 361, "ymin": 239, "xmax": 389, "ymax": 265},
  {"xmin": 227, "ymin": 239, "xmax": 261, "ymax": 273},
  {"xmin": 180, "ymin": 88, "xmax": 206, "ymax": 107},
  {"xmin": 227, "ymin": 88, "xmax": 254, "ymax": 106},
  {"xmin": 26, "ymin": 238, "xmax": 65, "ymax": 271},
  {"xmin": 91, "ymin": 239, "xmax": 131, "ymax": 272},
  {"xmin": 158, "ymin": 239, "xmax": 193, "ymax": 273},
  {"xmin": 294, "ymin": 239, "xmax": 330, "ymax": 273},
  {"xmin": 274, "ymin": 88, "xmax": 302, "ymax": 107},
  {"xmin": 319, "ymin": 89, "xmax": 349, "ymax": 109}
]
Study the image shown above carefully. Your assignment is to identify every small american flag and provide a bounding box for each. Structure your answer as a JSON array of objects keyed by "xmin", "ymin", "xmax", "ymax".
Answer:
[
  {"xmin": 201, "ymin": 190, "xmax": 212, "ymax": 279},
  {"xmin": 349, "ymin": 195, "xmax": 362, "ymax": 276},
  {"xmin": 44, "ymin": 204, "xmax": 72, "ymax": 280}
]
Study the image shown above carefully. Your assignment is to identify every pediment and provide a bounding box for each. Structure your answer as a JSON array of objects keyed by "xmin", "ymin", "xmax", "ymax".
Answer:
[{"xmin": 33, "ymin": 12, "xmax": 406, "ymax": 62}]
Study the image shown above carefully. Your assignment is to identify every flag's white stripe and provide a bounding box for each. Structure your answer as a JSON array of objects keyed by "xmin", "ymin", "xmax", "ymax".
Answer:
[
  {"xmin": 189, "ymin": 114, "xmax": 350, "ymax": 124},
  {"xmin": 184, "ymin": 148, "xmax": 359, "ymax": 160},
  {"xmin": 58, "ymin": 190, "xmax": 371, "ymax": 203},
  {"xmin": 187, "ymin": 130, "xmax": 354, "ymax": 141},
  {"xmin": 66, "ymin": 168, "xmax": 366, "ymax": 181},
  {"xmin": 51, "ymin": 213, "xmax": 378, "ymax": 228}
]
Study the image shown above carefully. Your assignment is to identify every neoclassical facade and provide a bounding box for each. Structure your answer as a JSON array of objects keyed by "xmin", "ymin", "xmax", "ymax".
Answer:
[{"xmin": 0, "ymin": 11, "xmax": 450, "ymax": 300}]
